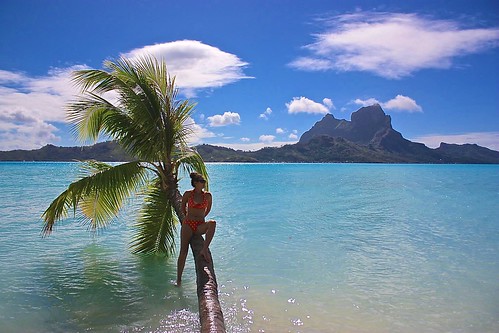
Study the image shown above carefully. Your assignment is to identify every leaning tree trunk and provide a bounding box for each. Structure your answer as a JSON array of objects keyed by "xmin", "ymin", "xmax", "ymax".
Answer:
[
  {"xmin": 190, "ymin": 235, "xmax": 226, "ymax": 332},
  {"xmin": 172, "ymin": 189, "xmax": 226, "ymax": 333}
]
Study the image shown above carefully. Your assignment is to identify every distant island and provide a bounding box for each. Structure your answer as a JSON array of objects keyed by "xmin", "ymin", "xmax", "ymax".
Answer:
[{"xmin": 1, "ymin": 104, "xmax": 498, "ymax": 164}]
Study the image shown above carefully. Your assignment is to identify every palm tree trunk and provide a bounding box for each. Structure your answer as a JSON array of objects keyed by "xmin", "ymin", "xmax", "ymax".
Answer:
[
  {"xmin": 190, "ymin": 235, "xmax": 226, "ymax": 332},
  {"xmin": 172, "ymin": 189, "xmax": 226, "ymax": 333}
]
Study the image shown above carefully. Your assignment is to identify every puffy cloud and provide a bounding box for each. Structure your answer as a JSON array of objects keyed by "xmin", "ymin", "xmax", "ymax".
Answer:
[
  {"xmin": 0, "ymin": 116, "xmax": 60, "ymax": 151},
  {"xmin": 241, "ymin": 137, "xmax": 250, "ymax": 142},
  {"xmin": 0, "ymin": 69, "xmax": 27, "ymax": 83},
  {"xmin": 207, "ymin": 111, "xmax": 241, "ymax": 127},
  {"xmin": 0, "ymin": 66, "xmax": 86, "ymax": 150},
  {"xmin": 259, "ymin": 135, "xmax": 276, "ymax": 143},
  {"xmin": 0, "ymin": 40, "xmax": 249, "ymax": 150},
  {"xmin": 288, "ymin": 129, "xmax": 299, "ymax": 140},
  {"xmin": 412, "ymin": 132, "xmax": 499, "ymax": 151},
  {"xmin": 383, "ymin": 95, "xmax": 422, "ymax": 112},
  {"xmin": 322, "ymin": 98, "xmax": 335, "ymax": 109},
  {"xmin": 184, "ymin": 117, "xmax": 216, "ymax": 144},
  {"xmin": 353, "ymin": 98, "xmax": 381, "ymax": 107},
  {"xmin": 354, "ymin": 95, "xmax": 422, "ymax": 113},
  {"xmin": 0, "ymin": 67, "xmax": 84, "ymax": 123},
  {"xmin": 123, "ymin": 40, "xmax": 251, "ymax": 96},
  {"xmin": 286, "ymin": 96, "xmax": 332, "ymax": 115},
  {"xmin": 259, "ymin": 107, "xmax": 272, "ymax": 120},
  {"xmin": 290, "ymin": 12, "xmax": 499, "ymax": 78},
  {"xmin": 276, "ymin": 128, "xmax": 285, "ymax": 134}
]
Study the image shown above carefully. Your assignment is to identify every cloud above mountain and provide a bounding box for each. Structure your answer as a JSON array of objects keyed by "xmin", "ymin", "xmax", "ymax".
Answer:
[
  {"xmin": 286, "ymin": 96, "xmax": 334, "ymax": 115},
  {"xmin": 354, "ymin": 95, "xmax": 422, "ymax": 113},
  {"xmin": 290, "ymin": 12, "xmax": 499, "ymax": 78}
]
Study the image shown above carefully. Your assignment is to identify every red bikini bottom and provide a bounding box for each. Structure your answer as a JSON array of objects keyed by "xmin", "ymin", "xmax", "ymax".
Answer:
[{"xmin": 184, "ymin": 220, "xmax": 204, "ymax": 233}]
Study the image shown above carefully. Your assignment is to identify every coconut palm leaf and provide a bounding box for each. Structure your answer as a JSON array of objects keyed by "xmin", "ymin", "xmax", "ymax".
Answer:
[
  {"xmin": 44, "ymin": 55, "xmax": 208, "ymax": 256},
  {"xmin": 69, "ymin": 57, "xmax": 197, "ymax": 164},
  {"xmin": 67, "ymin": 93, "xmax": 127, "ymax": 143},
  {"xmin": 175, "ymin": 147, "xmax": 210, "ymax": 189},
  {"xmin": 42, "ymin": 161, "xmax": 147, "ymax": 234},
  {"xmin": 130, "ymin": 184, "xmax": 178, "ymax": 255}
]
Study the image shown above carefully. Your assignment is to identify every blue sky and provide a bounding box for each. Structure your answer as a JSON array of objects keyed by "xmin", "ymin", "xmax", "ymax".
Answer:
[{"xmin": 1, "ymin": 0, "xmax": 498, "ymax": 152}]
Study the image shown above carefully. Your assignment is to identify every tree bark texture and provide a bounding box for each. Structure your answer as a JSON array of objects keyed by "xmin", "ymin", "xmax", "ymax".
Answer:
[{"xmin": 190, "ymin": 235, "xmax": 226, "ymax": 333}]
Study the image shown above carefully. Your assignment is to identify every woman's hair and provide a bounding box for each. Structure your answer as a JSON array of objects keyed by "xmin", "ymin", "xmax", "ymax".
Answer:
[{"xmin": 190, "ymin": 172, "xmax": 206, "ymax": 187}]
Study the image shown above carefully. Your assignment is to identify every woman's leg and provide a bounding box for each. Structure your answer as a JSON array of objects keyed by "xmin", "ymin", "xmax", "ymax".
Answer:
[
  {"xmin": 197, "ymin": 220, "xmax": 216, "ymax": 262},
  {"xmin": 176, "ymin": 223, "xmax": 193, "ymax": 286}
]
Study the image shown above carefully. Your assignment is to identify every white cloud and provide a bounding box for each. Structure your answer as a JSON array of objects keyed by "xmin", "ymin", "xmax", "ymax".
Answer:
[
  {"xmin": 354, "ymin": 98, "xmax": 381, "ymax": 107},
  {"xmin": 354, "ymin": 95, "xmax": 422, "ymax": 113},
  {"xmin": 286, "ymin": 96, "xmax": 332, "ymax": 115},
  {"xmin": 0, "ymin": 40, "xmax": 249, "ymax": 150},
  {"xmin": 290, "ymin": 12, "xmax": 499, "ymax": 78},
  {"xmin": 322, "ymin": 98, "xmax": 335, "ymax": 109},
  {"xmin": 0, "ymin": 66, "xmax": 87, "ymax": 150},
  {"xmin": 411, "ymin": 132, "xmax": 499, "ymax": 151},
  {"xmin": 123, "ymin": 40, "xmax": 251, "ymax": 96},
  {"xmin": 184, "ymin": 117, "xmax": 216, "ymax": 144},
  {"xmin": 289, "ymin": 133, "xmax": 298, "ymax": 140},
  {"xmin": 383, "ymin": 95, "xmax": 422, "ymax": 112},
  {"xmin": 207, "ymin": 111, "xmax": 241, "ymax": 127},
  {"xmin": 259, "ymin": 135, "xmax": 276, "ymax": 143},
  {"xmin": 259, "ymin": 107, "xmax": 272, "ymax": 120},
  {"xmin": 289, "ymin": 58, "xmax": 333, "ymax": 71},
  {"xmin": 241, "ymin": 137, "xmax": 250, "ymax": 142},
  {"xmin": 276, "ymin": 128, "xmax": 285, "ymax": 134},
  {"xmin": 0, "ymin": 69, "xmax": 26, "ymax": 83}
]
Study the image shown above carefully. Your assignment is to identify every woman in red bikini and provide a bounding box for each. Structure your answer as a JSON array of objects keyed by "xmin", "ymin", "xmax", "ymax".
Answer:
[{"xmin": 176, "ymin": 172, "xmax": 216, "ymax": 286}]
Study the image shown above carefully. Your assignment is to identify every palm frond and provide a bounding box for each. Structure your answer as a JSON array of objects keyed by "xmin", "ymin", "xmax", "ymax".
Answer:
[
  {"xmin": 68, "ymin": 56, "xmax": 199, "ymax": 163},
  {"xmin": 42, "ymin": 161, "xmax": 148, "ymax": 235},
  {"xmin": 175, "ymin": 146, "xmax": 210, "ymax": 190},
  {"xmin": 71, "ymin": 69, "xmax": 116, "ymax": 93},
  {"xmin": 66, "ymin": 92, "xmax": 125, "ymax": 143},
  {"xmin": 130, "ymin": 183, "xmax": 178, "ymax": 255},
  {"xmin": 45, "ymin": 55, "xmax": 209, "ymax": 256}
]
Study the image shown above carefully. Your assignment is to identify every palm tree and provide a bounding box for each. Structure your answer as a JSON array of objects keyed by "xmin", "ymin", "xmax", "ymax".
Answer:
[
  {"xmin": 42, "ymin": 55, "xmax": 208, "ymax": 255},
  {"xmin": 42, "ymin": 56, "xmax": 226, "ymax": 332}
]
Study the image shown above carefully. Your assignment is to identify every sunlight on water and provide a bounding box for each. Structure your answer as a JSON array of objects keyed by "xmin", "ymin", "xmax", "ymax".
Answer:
[{"xmin": 0, "ymin": 162, "xmax": 498, "ymax": 332}]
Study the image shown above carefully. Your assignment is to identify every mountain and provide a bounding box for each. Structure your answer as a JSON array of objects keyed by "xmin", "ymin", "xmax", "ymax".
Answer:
[
  {"xmin": 435, "ymin": 142, "xmax": 499, "ymax": 164},
  {"xmin": 0, "ymin": 141, "xmax": 131, "ymax": 161},
  {"xmin": 300, "ymin": 104, "xmax": 393, "ymax": 145},
  {"xmin": 299, "ymin": 104, "xmax": 444, "ymax": 162},
  {"xmin": 1, "ymin": 105, "xmax": 498, "ymax": 163}
]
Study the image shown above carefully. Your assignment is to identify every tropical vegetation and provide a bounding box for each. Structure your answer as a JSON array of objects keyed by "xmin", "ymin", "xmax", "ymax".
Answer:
[{"xmin": 42, "ymin": 56, "xmax": 208, "ymax": 256}]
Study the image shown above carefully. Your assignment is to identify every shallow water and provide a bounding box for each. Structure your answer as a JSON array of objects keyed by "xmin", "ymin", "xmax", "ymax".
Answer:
[{"xmin": 0, "ymin": 162, "xmax": 498, "ymax": 332}]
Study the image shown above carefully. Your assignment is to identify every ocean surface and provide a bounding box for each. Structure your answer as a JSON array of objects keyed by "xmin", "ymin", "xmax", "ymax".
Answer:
[{"xmin": 0, "ymin": 162, "xmax": 498, "ymax": 333}]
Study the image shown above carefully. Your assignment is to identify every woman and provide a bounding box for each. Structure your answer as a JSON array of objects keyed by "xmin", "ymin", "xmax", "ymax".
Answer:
[{"xmin": 176, "ymin": 172, "xmax": 216, "ymax": 286}]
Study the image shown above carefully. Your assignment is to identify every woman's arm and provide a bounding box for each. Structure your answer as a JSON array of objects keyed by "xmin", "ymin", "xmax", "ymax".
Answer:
[{"xmin": 204, "ymin": 192, "xmax": 212, "ymax": 217}]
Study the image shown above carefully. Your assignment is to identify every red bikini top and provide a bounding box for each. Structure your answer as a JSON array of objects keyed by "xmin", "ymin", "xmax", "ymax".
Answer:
[{"xmin": 188, "ymin": 191, "xmax": 208, "ymax": 210}]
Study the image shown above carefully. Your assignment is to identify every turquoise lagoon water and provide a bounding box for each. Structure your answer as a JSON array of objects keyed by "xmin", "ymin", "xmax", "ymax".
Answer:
[{"xmin": 0, "ymin": 162, "xmax": 498, "ymax": 333}]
